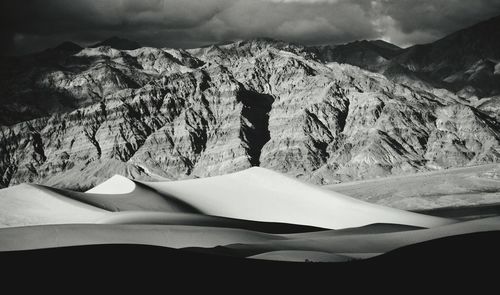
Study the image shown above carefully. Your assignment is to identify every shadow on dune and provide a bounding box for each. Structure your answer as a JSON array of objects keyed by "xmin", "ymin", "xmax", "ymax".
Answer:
[
  {"xmin": 2, "ymin": 231, "xmax": 499, "ymax": 275},
  {"xmin": 39, "ymin": 183, "xmax": 202, "ymax": 214},
  {"xmin": 414, "ymin": 203, "xmax": 500, "ymax": 220},
  {"xmin": 186, "ymin": 230, "xmax": 500, "ymax": 264},
  {"xmin": 366, "ymin": 230, "xmax": 500, "ymax": 266},
  {"xmin": 98, "ymin": 211, "xmax": 328, "ymax": 234}
]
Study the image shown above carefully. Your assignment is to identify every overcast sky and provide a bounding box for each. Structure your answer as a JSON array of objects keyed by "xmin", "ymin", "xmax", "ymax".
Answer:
[{"xmin": 1, "ymin": 0, "xmax": 500, "ymax": 55}]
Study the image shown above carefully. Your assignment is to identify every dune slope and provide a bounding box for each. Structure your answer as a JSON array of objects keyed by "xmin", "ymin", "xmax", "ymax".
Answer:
[
  {"xmin": 220, "ymin": 216, "xmax": 500, "ymax": 258},
  {"xmin": 0, "ymin": 217, "xmax": 498, "ymax": 262},
  {"xmin": 141, "ymin": 167, "xmax": 452, "ymax": 229},
  {"xmin": 48, "ymin": 177, "xmax": 197, "ymax": 213},
  {"xmin": 0, "ymin": 167, "xmax": 496, "ymax": 264},
  {"xmin": 0, "ymin": 184, "xmax": 108, "ymax": 228}
]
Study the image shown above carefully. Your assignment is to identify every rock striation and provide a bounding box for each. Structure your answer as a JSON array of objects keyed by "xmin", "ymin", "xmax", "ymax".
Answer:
[
  {"xmin": 0, "ymin": 35, "xmax": 499, "ymax": 190},
  {"xmin": 313, "ymin": 15, "xmax": 500, "ymax": 100}
]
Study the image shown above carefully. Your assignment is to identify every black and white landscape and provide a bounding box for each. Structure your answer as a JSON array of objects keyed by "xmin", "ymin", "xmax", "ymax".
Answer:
[{"xmin": 1, "ymin": 0, "xmax": 500, "ymax": 279}]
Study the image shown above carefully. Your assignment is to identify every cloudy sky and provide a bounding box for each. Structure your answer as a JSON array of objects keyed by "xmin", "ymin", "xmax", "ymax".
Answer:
[{"xmin": 1, "ymin": 0, "xmax": 500, "ymax": 55}]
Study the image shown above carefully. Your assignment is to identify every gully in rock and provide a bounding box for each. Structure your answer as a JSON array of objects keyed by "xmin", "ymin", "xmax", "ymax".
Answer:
[{"xmin": 238, "ymin": 87, "xmax": 274, "ymax": 167}]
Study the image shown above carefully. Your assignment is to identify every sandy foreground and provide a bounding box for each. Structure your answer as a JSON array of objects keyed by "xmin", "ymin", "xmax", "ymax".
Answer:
[{"xmin": 0, "ymin": 166, "xmax": 498, "ymax": 262}]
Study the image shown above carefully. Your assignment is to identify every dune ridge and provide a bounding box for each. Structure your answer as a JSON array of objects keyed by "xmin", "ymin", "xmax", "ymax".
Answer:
[
  {"xmin": 139, "ymin": 167, "xmax": 453, "ymax": 229},
  {"xmin": 0, "ymin": 217, "xmax": 499, "ymax": 261},
  {"xmin": 0, "ymin": 167, "xmax": 496, "ymax": 263},
  {"xmin": 0, "ymin": 184, "xmax": 108, "ymax": 228}
]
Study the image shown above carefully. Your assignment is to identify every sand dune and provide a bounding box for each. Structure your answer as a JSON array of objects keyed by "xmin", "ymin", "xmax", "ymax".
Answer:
[
  {"xmin": 0, "ymin": 216, "xmax": 498, "ymax": 262},
  {"xmin": 140, "ymin": 167, "xmax": 453, "ymax": 229},
  {"xmin": 0, "ymin": 184, "xmax": 108, "ymax": 228},
  {"xmin": 86, "ymin": 174, "xmax": 148, "ymax": 194},
  {"xmin": 0, "ymin": 224, "xmax": 284, "ymax": 251},
  {"xmin": 46, "ymin": 181, "xmax": 197, "ymax": 213},
  {"xmin": 248, "ymin": 251, "xmax": 353, "ymax": 262},
  {"xmin": 0, "ymin": 176, "xmax": 195, "ymax": 227},
  {"xmin": 0, "ymin": 166, "xmax": 496, "ymax": 263},
  {"xmin": 97, "ymin": 211, "xmax": 326, "ymax": 234},
  {"xmin": 221, "ymin": 216, "xmax": 500, "ymax": 258},
  {"xmin": 3, "ymin": 167, "xmax": 448, "ymax": 229},
  {"xmin": 282, "ymin": 223, "xmax": 424, "ymax": 239}
]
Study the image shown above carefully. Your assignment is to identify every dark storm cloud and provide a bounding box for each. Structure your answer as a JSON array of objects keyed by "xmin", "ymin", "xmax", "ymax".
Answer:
[
  {"xmin": 0, "ymin": 0, "xmax": 232, "ymax": 53},
  {"xmin": 376, "ymin": 0, "xmax": 500, "ymax": 45},
  {"xmin": 1, "ymin": 0, "xmax": 500, "ymax": 55}
]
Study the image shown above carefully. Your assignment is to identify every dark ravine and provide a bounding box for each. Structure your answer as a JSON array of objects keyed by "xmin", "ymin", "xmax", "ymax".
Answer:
[{"xmin": 238, "ymin": 88, "xmax": 274, "ymax": 166}]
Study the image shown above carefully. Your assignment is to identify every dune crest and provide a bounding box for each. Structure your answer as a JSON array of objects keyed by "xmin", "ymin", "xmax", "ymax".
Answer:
[
  {"xmin": 0, "ymin": 167, "xmax": 453, "ymax": 229},
  {"xmin": 0, "ymin": 184, "xmax": 108, "ymax": 228},
  {"xmin": 140, "ymin": 167, "xmax": 453, "ymax": 229},
  {"xmin": 0, "ymin": 167, "xmax": 497, "ymax": 263},
  {"xmin": 86, "ymin": 175, "xmax": 137, "ymax": 194}
]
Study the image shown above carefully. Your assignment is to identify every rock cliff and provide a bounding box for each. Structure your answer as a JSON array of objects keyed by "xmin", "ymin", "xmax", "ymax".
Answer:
[{"xmin": 1, "ymin": 37, "xmax": 499, "ymax": 190}]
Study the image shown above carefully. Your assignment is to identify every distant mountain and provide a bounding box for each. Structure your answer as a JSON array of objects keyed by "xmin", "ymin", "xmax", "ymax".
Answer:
[
  {"xmin": 311, "ymin": 40, "xmax": 403, "ymax": 71},
  {"xmin": 311, "ymin": 15, "xmax": 500, "ymax": 99},
  {"xmin": 312, "ymin": 15, "xmax": 500, "ymax": 100},
  {"xmin": 394, "ymin": 15, "xmax": 500, "ymax": 98},
  {"xmin": 0, "ymin": 41, "xmax": 86, "ymax": 125},
  {"xmin": 52, "ymin": 41, "xmax": 83, "ymax": 53},
  {"xmin": 91, "ymin": 36, "xmax": 141, "ymax": 50}
]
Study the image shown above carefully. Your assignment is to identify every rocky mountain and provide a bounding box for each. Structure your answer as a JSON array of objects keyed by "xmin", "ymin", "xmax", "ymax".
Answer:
[
  {"xmin": 52, "ymin": 41, "xmax": 83, "ymax": 53},
  {"xmin": 0, "ymin": 42, "xmax": 90, "ymax": 125},
  {"xmin": 91, "ymin": 36, "xmax": 142, "ymax": 50},
  {"xmin": 311, "ymin": 40, "xmax": 402, "ymax": 71},
  {"xmin": 0, "ymin": 32, "xmax": 499, "ymax": 190},
  {"xmin": 394, "ymin": 15, "xmax": 500, "ymax": 99},
  {"xmin": 313, "ymin": 15, "xmax": 500, "ymax": 101}
]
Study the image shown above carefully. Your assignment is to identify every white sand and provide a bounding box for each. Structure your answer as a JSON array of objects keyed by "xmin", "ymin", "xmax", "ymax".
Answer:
[
  {"xmin": 86, "ymin": 175, "xmax": 137, "ymax": 194},
  {"xmin": 54, "ymin": 182, "xmax": 193, "ymax": 212},
  {"xmin": 0, "ymin": 166, "xmax": 492, "ymax": 263},
  {"xmin": 0, "ymin": 224, "xmax": 284, "ymax": 251},
  {"xmin": 0, "ymin": 184, "xmax": 108, "ymax": 228},
  {"xmin": 141, "ymin": 167, "xmax": 453, "ymax": 229}
]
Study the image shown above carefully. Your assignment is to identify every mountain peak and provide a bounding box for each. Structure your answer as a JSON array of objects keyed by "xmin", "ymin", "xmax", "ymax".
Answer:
[
  {"xmin": 312, "ymin": 38, "xmax": 403, "ymax": 67},
  {"xmin": 244, "ymin": 37, "xmax": 299, "ymax": 48},
  {"xmin": 368, "ymin": 40, "xmax": 402, "ymax": 51},
  {"xmin": 53, "ymin": 41, "xmax": 83, "ymax": 52},
  {"xmin": 246, "ymin": 37, "xmax": 282, "ymax": 44},
  {"xmin": 346, "ymin": 39, "xmax": 402, "ymax": 55},
  {"xmin": 91, "ymin": 36, "xmax": 141, "ymax": 50},
  {"xmin": 394, "ymin": 13, "xmax": 500, "ymax": 97}
]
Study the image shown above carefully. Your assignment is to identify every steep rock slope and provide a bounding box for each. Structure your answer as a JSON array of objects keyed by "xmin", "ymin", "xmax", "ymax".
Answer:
[
  {"xmin": 311, "ymin": 40, "xmax": 402, "ymax": 71},
  {"xmin": 91, "ymin": 36, "xmax": 142, "ymax": 50},
  {"xmin": 394, "ymin": 15, "xmax": 500, "ymax": 99},
  {"xmin": 312, "ymin": 15, "xmax": 500, "ymax": 100},
  {"xmin": 0, "ymin": 38, "xmax": 499, "ymax": 189}
]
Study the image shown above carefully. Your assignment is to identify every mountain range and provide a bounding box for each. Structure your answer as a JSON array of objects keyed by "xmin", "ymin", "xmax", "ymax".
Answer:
[
  {"xmin": 314, "ymin": 15, "xmax": 500, "ymax": 100},
  {"xmin": 0, "ymin": 15, "xmax": 499, "ymax": 190}
]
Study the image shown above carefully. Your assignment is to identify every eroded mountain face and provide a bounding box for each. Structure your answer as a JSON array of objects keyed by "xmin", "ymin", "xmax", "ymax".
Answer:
[
  {"xmin": 0, "ymin": 37, "xmax": 499, "ymax": 190},
  {"xmin": 313, "ymin": 16, "xmax": 500, "ymax": 101}
]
